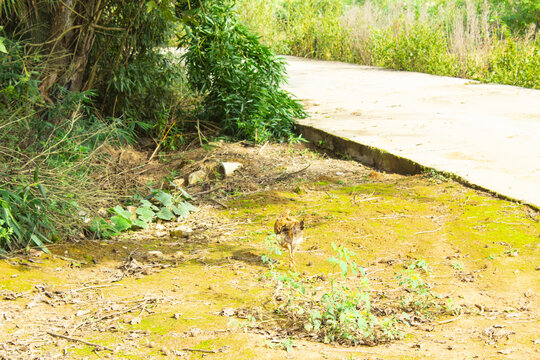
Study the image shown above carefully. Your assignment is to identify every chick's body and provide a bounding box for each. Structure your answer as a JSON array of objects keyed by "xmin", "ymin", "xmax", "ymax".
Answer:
[{"xmin": 274, "ymin": 210, "xmax": 304, "ymax": 268}]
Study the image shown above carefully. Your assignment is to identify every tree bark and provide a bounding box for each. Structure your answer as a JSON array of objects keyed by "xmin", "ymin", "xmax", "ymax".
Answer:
[{"xmin": 38, "ymin": 0, "xmax": 100, "ymax": 97}]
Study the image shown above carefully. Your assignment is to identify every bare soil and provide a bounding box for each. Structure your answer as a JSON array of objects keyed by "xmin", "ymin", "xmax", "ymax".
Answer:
[{"xmin": 1, "ymin": 142, "xmax": 538, "ymax": 359}]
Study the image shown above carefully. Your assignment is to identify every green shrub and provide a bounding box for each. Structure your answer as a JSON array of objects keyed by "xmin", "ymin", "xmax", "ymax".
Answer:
[
  {"xmin": 279, "ymin": 0, "xmax": 352, "ymax": 60},
  {"xmin": 370, "ymin": 23, "xmax": 457, "ymax": 75},
  {"xmin": 181, "ymin": 0, "xmax": 307, "ymax": 143},
  {"xmin": 486, "ymin": 36, "xmax": 540, "ymax": 88},
  {"xmin": 237, "ymin": 0, "xmax": 540, "ymax": 89},
  {"xmin": 0, "ymin": 172, "xmax": 53, "ymax": 253}
]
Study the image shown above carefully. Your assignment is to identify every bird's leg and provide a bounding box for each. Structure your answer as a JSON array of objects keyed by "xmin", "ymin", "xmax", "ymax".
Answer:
[
  {"xmin": 286, "ymin": 243, "xmax": 293, "ymax": 268},
  {"xmin": 289, "ymin": 245, "xmax": 297, "ymax": 270}
]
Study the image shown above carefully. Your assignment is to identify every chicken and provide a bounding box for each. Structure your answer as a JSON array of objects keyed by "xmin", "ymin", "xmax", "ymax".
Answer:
[{"xmin": 274, "ymin": 210, "xmax": 304, "ymax": 268}]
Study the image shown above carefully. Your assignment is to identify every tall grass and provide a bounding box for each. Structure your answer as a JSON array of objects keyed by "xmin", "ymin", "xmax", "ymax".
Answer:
[
  {"xmin": 236, "ymin": 0, "xmax": 540, "ymax": 89},
  {"xmin": 0, "ymin": 38, "xmax": 130, "ymax": 253}
]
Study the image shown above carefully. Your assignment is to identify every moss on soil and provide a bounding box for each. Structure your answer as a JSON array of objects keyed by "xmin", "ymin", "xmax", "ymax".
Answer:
[{"xmin": 1, "ymin": 154, "xmax": 538, "ymax": 359}]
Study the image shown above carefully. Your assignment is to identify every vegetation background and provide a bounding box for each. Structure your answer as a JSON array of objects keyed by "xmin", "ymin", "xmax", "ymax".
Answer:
[
  {"xmin": 0, "ymin": 0, "xmax": 538, "ymax": 253},
  {"xmin": 237, "ymin": 0, "xmax": 539, "ymax": 89}
]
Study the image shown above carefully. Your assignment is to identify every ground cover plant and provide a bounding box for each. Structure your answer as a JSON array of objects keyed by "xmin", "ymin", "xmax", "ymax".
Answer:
[{"xmin": 237, "ymin": 0, "xmax": 540, "ymax": 89}]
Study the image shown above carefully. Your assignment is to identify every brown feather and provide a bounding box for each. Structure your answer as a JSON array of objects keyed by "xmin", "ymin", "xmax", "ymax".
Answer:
[{"xmin": 274, "ymin": 210, "xmax": 305, "ymax": 268}]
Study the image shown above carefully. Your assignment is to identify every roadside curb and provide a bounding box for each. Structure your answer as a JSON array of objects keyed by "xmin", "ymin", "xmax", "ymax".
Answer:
[{"xmin": 297, "ymin": 123, "xmax": 539, "ymax": 211}]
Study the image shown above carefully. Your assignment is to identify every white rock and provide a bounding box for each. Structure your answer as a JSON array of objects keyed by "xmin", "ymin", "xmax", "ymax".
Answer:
[
  {"xmin": 220, "ymin": 162, "xmax": 243, "ymax": 177},
  {"xmin": 155, "ymin": 223, "xmax": 166, "ymax": 230},
  {"xmin": 171, "ymin": 178, "xmax": 185, "ymax": 188},
  {"xmin": 170, "ymin": 225, "xmax": 193, "ymax": 238}
]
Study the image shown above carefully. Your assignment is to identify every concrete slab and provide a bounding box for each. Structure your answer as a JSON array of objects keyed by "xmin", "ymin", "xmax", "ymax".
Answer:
[{"xmin": 283, "ymin": 56, "xmax": 540, "ymax": 209}]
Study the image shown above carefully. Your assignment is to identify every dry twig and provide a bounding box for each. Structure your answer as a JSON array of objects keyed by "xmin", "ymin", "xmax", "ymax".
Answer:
[
  {"xmin": 181, "ymin": 348, "xmax": 218, "ymax": 353},
  {"xmin": 72, "ymin": 284, "xmax": 122, "ymax": 292},
  {"xmin": 46, "ymin": 331, "xmax": 114, "ymax": 352}
]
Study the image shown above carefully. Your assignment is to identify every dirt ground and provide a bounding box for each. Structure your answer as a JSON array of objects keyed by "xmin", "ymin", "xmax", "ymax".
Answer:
[{"xmin": 0, "ymin": 142, "xmax": 538, "ymax": 359}]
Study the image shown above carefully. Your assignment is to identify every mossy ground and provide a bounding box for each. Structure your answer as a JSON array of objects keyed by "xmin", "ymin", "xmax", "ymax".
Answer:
[{"xmin": 0, "ymin": 143, "xmax": 538, "ymax": 359}]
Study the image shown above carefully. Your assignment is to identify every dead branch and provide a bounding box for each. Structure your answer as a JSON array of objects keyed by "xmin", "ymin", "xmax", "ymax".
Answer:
[
  {"xmin": 46, "ymin": 331, "xmax": 114, "ymax": 352},
  {"xmin": 181, "ymin": 348, "xmax": 217, "ymax": 354},
  {"xmin": 72, "ymin": 284, "xmax": 122, "ymax": 292}
]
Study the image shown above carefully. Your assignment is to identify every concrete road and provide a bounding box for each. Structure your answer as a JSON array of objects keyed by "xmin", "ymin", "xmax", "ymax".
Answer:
[{"xmin": 283, "ymin": 56, "xmax": 540, "ymax": 208}]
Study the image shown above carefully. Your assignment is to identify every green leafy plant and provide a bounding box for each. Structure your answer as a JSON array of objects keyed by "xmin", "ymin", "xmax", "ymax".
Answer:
[
  {"xmin": 181, "ymin": 0, "xmax": 307, "ymax": 143},
  {"xmin": 267, "ymin": 337, "xmax": 295, "ymax": 353},
  {"xmin": 0, "ymin": 169, "xmax": 53, "ymax": 253},
  {"xmin": 89, "ymin": 188, "xmax": 196, "ymax": 238},
  {"xmin": 260, "ymin": 240, "xmax": 461, "ymax": 346},
  {"xmin": 396, "ymin": 260, "xmax": 439, "ymax": 314},
  {"xmin": 264, "ymin": 241, "xmax": 401, "ymax": 345}
]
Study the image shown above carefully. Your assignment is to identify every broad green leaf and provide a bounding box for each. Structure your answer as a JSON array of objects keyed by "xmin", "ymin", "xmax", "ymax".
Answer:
[
  {"xmin": 110, "ymin": 216, "xmax": 131, "ymax": 231},
  {"xmin": 132, "ymin": 218, "xmax": 149, "ymax": 229},
  {"xmin": 136, "ymin": 207, "xmax": 154, "ymax": 223},
  {"xmin": 0, "ymin": 38, "xmax": 6, "ymax": 54},
  {"xmin": 153, "ymin": 191, "xmax": 173, "ymax": 207},
  {"xmin": 156, "ymin": 207, "xmax": 174, "ymax": 221},
  {"xmin": 112, "ymin": 205, "xmax": 134, "ymax": 220},
  {"xmin": 176, "ymin": 187, "xmax": 193, "ymax": 200},
  {"xmin": 171, "ymin": 202, "xmax": 196, "ymax": 218},
  {"xmin": 139, "ymin": 199, "xmax": 159, "ymax": 211},
  {"xmin": 37, "ymin": 184, "xmax": 47, "ymax": 199}
]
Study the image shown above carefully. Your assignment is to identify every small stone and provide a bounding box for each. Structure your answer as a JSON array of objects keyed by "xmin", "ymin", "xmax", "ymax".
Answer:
[
  {"xmin": 170, "ymin": 225, "xmax": 193, "ymax": 238},
  {"xmin": 155, "ymin": 223, "xmax": 166, "ymax": 231},
  {"xmin": 188, "ymin": 170, "xmax": 206, "ymax": 185},
  {"xmin": 161, "ymin": 347, "xmax": 170, "ymax": 356},
  {"xmin": 173, "ymin": 313, "xmax": 181, "ymax": 319},
  {"xmin": 186, "ymin": 327, "xmax": 203, "ymax": 337},
  {"xmin": 220, "ymin": 162, "xmax": 243, "ymax": 177},
  {"xmin": 155, "ymin": 231, "xmax": 168, "ymax": 238},
  {"xmin": 148, "ymin": 341, "xmax": 156, "ymax": 348},
  {"xmin": 171, "ymin": 178, "xmax": 185, "ymax": 188},
  {"xmin": 497, "ymin": 349, "xmax": 514, "ymax": 355},
  {"xmin": 148, "ymin": 250, "xmax": 163, "ymax": 257},
  {"xmin": 220, "ymin": 308, "xmax": 235, "ymax": 317}
]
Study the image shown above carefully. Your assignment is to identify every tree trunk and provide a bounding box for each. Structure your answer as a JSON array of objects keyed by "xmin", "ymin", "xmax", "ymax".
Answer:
[{"xmin": 38, "ymin": 0, "xmax": 99, "ymax": 98}]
